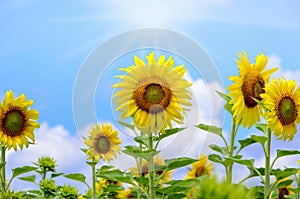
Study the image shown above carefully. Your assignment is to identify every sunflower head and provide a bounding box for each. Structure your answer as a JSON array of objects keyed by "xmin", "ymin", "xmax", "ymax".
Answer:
[
  {"xmin": 35, "ymin": 155, "xmax": 57, "ymax": 172},
  {"xmin": 271, "ymin": 177, "xmax": 294, "ymax": 199},
  {"xmin": 113, "ymin": 52, "xmax": 192, "ymax": 134},
  {"xmin": 84, "ymin": 123, "xmax": 121, "ymax": 162},
  {"xmin": 0, "ymin": 90, "xmax": 40, "ymax": 150},
  {"xmin": 262, "ymin": 78, "xmax": 300, "ymax": 141},
  {"xmin": 59, "ymin": 185, "xmax": 79, "ymax": 199},
  {"xmin": 185, "ymin": 155, "xmax": 214, "ymax": 180},
  {"xmin": 40, "ymin": 179, "xmax": 57, "ymax": 197},
  {"xmin": 117, "ymin": 189, "xmax": 135, "ymax": 199},
  {"xmin": 227, "ymin": 52, "xmax": 278, "ymax": 128}
]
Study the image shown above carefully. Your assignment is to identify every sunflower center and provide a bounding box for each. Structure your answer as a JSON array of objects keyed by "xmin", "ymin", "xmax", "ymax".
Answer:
[
  {"xmin": 133, "ymin": 77, "xmax": 172, "ymax": 114},
  {"xmin": 96, "ymin": 136, "xmax": 110, "ymax": 153},
  {"xmin": 144, "ymin": 84, "xmax": 165, "ymax": 104},
  {"xmin": 195, "ymin": 167, "xmax": 204, "ymax": 177},
  {"xmin": 2, "ymin": 110, "xmax": 25, "ymax": 137},
  {"xmin": 278, "ymin": 187, "xmax": 289, "ymax": 199},
  {"xmin": 277, "ymin": 96, "xmax": 297, "ymax": 125},
  {"xmin": 241, "ymin": 74, "xmax": 265, "ymax": 108}
]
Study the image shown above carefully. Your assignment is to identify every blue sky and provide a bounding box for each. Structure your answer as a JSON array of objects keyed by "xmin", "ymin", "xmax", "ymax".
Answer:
[{"xmin": 1, "ymin": 0, "xmax": 300, "ymax": 192}]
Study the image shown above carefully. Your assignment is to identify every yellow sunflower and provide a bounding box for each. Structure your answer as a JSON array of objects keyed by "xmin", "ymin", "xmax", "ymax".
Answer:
[
  {"xmin": 0, "ymin": 90, "xmax": 39, "ymax": 150},
  {"xmin": 84, "ymin": 124, "xmax": 121, "ymax": 162},
  {"xmin": 261, "ymin": 78, "xmax": 300, "ymax": 141},
  {"xmin": 271, "ymin": 177, "xmax": 294, "ymax": 199},
  {"xmin": 185, "ymin": 155, "xmax": 214, "ymax": 179},
  {"xmin": 131, "ymin": 156, "xmax": 173, "ymax": 182},
  {"xmin": 117, "ymin": 189, "xmax": 135, "ymax": 199},
  {"xmin": 113, "ymin": 52, "xmax": 192, "ymax": 134},
  {"xmin": 227, "ymin": 52, "xmax": 278, "ymax": 128}
]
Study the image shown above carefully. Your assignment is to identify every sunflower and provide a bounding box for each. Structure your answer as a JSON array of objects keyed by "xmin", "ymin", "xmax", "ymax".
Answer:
[
  {"xmin": 117, "ymin": 189, "xmax": 135, "ymax": 199},
  {"xmin": 113, "ymin": 52, "xmax": 192, "ymax": 134},
  {"xmin": 261, "ymin": 79, "xmax": 300, "ymax": 141},
  {"xmin": 271, "ymin": 177, "xmax": 294, "ymax": 199},
  {"xmin": 0, "ymin": 90, "xmax": 39, "ymax": 150},
  {"xmin": 185, "ymin": 155, "xmax": 214, "ymax": 179},
  {"xmin": 227, "ymin": 52, "xmax": 278, "ymax": 128},
  {"xmin": 84, "ymin": 124, "xmax": 121, "ymax": 162},
  {"xmin": 131, "ymin": 156, "xmax": 173, "ymax": 182}
]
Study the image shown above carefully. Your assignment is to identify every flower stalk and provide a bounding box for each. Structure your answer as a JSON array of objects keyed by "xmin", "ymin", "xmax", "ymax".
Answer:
[
  {"xmin": 148, "ymin": 134, "xmax": 155, "ymax": 199},
  {"xmin": 264, "ymin": 128, "xmax": 271, "ymax": 199},
  {"xmin": 137, "ymin": 143, "xmax": 143, "ymax": 199},
  {"xmin": 1, "ymin": 146, "xmax": 6, "ymax": 195},
  {"xmin": 91, "ymin": 160, "xmax": 96, "ymax": 199},
  {"xmin": 227, "ymin": 117, "xmax": 236, "ymax": 183}
]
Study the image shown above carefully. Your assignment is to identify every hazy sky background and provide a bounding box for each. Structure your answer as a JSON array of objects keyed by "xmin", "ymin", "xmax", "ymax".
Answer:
[{"xmin": 1, "ymin": 0, "xmax": 300, "ymax": 192}]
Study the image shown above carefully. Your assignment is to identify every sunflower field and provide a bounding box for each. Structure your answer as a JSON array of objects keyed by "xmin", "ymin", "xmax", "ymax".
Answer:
[{"xmin": 0, "ymin": 49, "xmax": 300, "ymax": 199}]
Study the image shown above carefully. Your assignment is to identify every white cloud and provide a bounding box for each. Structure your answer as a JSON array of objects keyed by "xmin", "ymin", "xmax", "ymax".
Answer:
[
  {"xmin": 266, "ymin": 55, "xmax": 282, "ymax": 69},
  {"xmin": 267, "ymin": 55, "xmax": 300, "ymax": 84},
  {"xmin": 158, "ymin": 77, "xmax": 225, "ymax": 158},
  {"xmin": 7, "ymin": 123, "xmax": 88, "ymax": 192}
]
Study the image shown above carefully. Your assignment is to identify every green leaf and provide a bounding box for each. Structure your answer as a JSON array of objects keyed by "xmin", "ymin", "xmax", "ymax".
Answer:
[
  {"xmin": 157, "ymin": 185, "xmax": 187, "ymax": 194},
  {"xmin": 252, "ymin": 98, "xmax": 269, "ymax": 111},
  {"xmin": 250, "ymin": 135, "xmax": 267, "ymax": 145},
  {"xmin": 168, "ymin": 178, "xmax": 200, "ymax": 188},
  {"xmin": 164, "ymin": 157, "xmax": 198, "ymax": 171},
  {"xmin": 0, "ymin": 162, "xmax": 6, "ymax": 170},
  {"xmin": 158, "ymin": 179, "xmax": 199, "ymax": 195},
  {"xmin": 134, "ymin": 177, "xmax": 149, "ymax": 186},
  {"xmin": 248, "ymin": 167, "xmax": 265, "ymax": 178},
  {"xmin": 103, "ymin": 184, "xmax": 124, "ymax": 192},
  {"xmin": 12, "ymin": 166, "xmax": 37, "ymax": 178},
  {"xmin": 209, "ymin": 144, "xmax": 228, "ymax": 155},
  {"xmin": 208, "ymin": 154, "xmax": 231, "ymax": 167},
  {"xmin": 123, "ymin": 145, "xmax": 160, "ymax": 161},
  {"xmin": 118, "ymin": 121, "xmax": 135, "ymax": 131},
  {"xmin": 272, "ymin": 168, "xmax": 298, "ymax": 181},
  {"xmin": 156, "ymin": 128, "xmax": 186, "ymax": 142},
  {"xmin": 196, "ymin": 124, "xmax": 222, "ymax": 136},
  {"xmin": 98, "ymin": 168, "xmax": 133, "ymax": 184},
  {"xmin": 134, "ymin": 136, "xmax": 150, "ymax": 147},
  {"xmin": 277, "ymin": 179, "xmax": 294, "ymax": 189},
  {"xmin": 238, "ymin": 137, "xmax": 257, "ymax": 150},
  {"xmin": 251, "ymin": 186, "xmax": 265, "ymax": 199},
  {"xmin": 86, "ymin": 161, "xmax": 97, "ymax": 167},
  {"xmin": 224, "ymin": 102, "xmax": 234, "ymax": 115},
  {"xmin": 255, "ymin": 123, "xmax": 268, "ymax": 134},
  {"xmin": 51, "ymin": 172, "xmax": 64, "ymax": 178},
  {"xmin": 80, "ymin": 148, "xmax": 87, "ymax": 153},
  {"xmin": 27, "ymin": 190, "xmax": 41, "ymax": 195},
  {"xmin": 216, "ymin": 90, "xmax": 231, "ymax": 102},
  {"xmin": 18, "ymin": 175, "xmax": 36, "ymax": 183},
  {"xmin": 216, "ymin": 90, "xmax": 234, "ymax": 114},
  {"xmin": 166, "ymin": 194, "xmax": 187, "ymax": 199},
  {"xmin": 64, "ymin": 173, "xmax": 86, "ymax": 183},
  {"xmin": 277, "ymin": 150, "xmax": 300, "ymax": 159},
  {"xmin": 224, "ymin": 157, "xmax": 254, "ymax": 167}
]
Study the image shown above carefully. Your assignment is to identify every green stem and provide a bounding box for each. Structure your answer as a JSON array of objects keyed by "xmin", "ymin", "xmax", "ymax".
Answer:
[
  {"xmin": 227, "ymin": 118, "xmax": 236, "ymax": 183},
  {"xmin": 264, "ymin": 128, "xmax": 271, "ymax": 199},
  {"xmin": 148, "ymin": 134, "xmax": 155, "ymax": 199},
  {"xmin": 1, "ymin": 146, "xmax": 6, "ymax": 194},
  {"xmin": 42, "ymin": 171, "xmax": 46, "ymax": 181},
  {"xmin": 92, "ymin": 162, "xmax": 96, "ymax": 199},
  {"xmin": 137, "ymin": 143, "xmax": 143, "ymax": 199}
]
